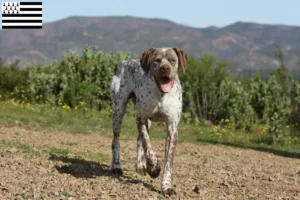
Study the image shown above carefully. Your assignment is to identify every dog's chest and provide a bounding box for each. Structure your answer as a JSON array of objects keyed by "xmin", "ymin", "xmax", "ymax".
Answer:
[{"xmin": 135, "ymin": 84, "xmax": 182, "ymax": 122}]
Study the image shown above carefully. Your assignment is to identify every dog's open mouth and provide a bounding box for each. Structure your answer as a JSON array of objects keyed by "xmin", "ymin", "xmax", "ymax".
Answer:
[{"xmin": 155, "ymin": 76, "xmax": 174, "ymax": 93}]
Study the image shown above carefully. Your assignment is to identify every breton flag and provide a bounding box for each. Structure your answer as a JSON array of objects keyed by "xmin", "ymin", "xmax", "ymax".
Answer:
[{"xmin": 2, "ymin": 1, "xmax": 42, "ymax": 29}]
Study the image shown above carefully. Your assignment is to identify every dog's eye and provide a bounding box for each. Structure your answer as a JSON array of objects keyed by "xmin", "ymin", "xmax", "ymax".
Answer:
[
  {"xmin": 154, "ymin": 58, "xmax": 161, "ymax": 63},
  {"xmin": 169, "ymin": 59, "xmax": 176, "ymax": 63}
]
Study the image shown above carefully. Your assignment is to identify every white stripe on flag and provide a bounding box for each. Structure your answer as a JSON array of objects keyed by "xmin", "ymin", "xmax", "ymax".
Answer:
[
  {"xmin": 19, "ymin": 11, "xmax": 42, "ymax": 14},
  {"xmin": 2, "ymin": 17, "xmax": 42, "ymax": 20},
  {"xmin": 2, "ymin": 23, "xmax": 42, "ymax": 26},
  {"xmin": 19, "ymin": 5, "xmax": 42, "ymax": 8}
]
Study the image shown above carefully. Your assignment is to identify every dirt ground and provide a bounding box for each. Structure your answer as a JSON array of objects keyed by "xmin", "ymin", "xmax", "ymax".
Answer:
[{"xmin": 0, "ymin": 125, "xmax": 299, "ymax": 200}]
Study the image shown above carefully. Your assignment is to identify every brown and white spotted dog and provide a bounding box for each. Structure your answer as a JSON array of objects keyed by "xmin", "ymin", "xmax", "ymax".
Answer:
[{"xmin": 109, "ymin": 47, "xmax": 188, "ymax": 196}]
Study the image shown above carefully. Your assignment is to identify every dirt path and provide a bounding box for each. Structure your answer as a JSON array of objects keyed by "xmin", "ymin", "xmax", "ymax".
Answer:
[{"xmin": 0, "ymin": 125, "xmax": 299, "ymax": 200}]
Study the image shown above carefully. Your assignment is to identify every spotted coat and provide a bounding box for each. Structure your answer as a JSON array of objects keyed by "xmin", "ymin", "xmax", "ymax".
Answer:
[{"xmin": 109, "ymin": 47, "xmax": 188, "ymax": 196}]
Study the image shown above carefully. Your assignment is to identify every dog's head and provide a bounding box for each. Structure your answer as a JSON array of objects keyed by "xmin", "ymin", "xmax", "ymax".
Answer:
[{"xmin": 140, "ymin": 47, "xmax": 188, "ymax": 93}]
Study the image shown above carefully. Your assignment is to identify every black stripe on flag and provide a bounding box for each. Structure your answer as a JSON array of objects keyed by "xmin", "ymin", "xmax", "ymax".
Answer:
[
  {"xmin": 2, "ymin": 20, "xmax": 42, "ymax": 23},
  {"xmin": 2, "ymin": 26, "xmax": 42, "ymax": 29},
  {"xmin": 20, "ymin": 8, "xmax": 42, "ymax": 11},
  {"xmin": 2, "ymin": 14, "xmax": 42, "ymax": 17},
  {"xmin": 20, "ymin": 2, "xmax": 42, "ymax": 5}
]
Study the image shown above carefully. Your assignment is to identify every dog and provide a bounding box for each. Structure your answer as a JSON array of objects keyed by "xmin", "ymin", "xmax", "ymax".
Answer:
[{"xmin": 109, "ymin": 47, "xmax": 188, "ymax": 196}]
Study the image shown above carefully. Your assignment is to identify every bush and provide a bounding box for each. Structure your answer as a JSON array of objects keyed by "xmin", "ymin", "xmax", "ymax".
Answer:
[
  {"xmin": 179, "ymin": 55, "xmax": 255, "ymax": 127},
  {"xmin": 0, "ymin": 59, "xmax": 29, "ymax": 98},
  {"xmin": 1, "ymin": 45, "xmax": 300, "ymax": 144},
  {"xmin": 13, "ymin": 46, "xmax": 130, "ymax": 110}
]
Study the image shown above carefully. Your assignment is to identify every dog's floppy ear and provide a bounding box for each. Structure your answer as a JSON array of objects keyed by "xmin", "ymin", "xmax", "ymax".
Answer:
[
  {"xmin": 173, "ymin": 47, "xmax": 188, "ymax": 74},
  {"xmin": 140, "ymin": 48, "xmax": 156, "ymax": 74}
]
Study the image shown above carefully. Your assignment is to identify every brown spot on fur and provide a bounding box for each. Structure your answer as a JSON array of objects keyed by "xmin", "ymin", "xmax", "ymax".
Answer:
[
  {"xmin": 172, "ymin": 47, "xmax": 188, "ymax": 73},
  {"xmin": 147, "ymin": 159, "xmax": 161, "ymax": 178},
  {"xmin": 141, "ymin": 154, "xmax": 145, "ymax": 162}
]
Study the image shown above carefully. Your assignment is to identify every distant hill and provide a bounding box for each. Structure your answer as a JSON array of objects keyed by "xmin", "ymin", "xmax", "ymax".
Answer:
[{"xmin": 1, "ymin": 16, "xmax": 300, "ymax": 71}]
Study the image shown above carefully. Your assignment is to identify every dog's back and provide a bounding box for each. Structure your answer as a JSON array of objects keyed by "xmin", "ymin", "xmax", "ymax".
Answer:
[{"xmin": 110, "ymin": 59, "xmax": 142, "ymax": 105}]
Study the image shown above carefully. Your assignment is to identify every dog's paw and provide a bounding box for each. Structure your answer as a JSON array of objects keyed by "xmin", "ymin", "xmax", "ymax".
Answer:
[
  {"xmin": 111, "ymin": 167, "xmax": 124, "ymax": 176},
  {"xmin": 136, "ymin": 162, "xmax": 147, "ymax": 175},
  {"xmin": 111, "ymin": 163, "xmax": 123, "ymax": 176},
  {"xmin": 147, "ymin": 161, "xmax": 161, "ymax": 178}
]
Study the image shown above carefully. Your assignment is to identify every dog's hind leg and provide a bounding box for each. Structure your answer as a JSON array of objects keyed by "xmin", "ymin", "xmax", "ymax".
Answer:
[{"xmin": 110, "ymin": 78, "xmax": 129, "ymax": 175}]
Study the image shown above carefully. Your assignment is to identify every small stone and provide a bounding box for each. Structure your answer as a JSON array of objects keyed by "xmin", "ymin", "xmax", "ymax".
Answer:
[
  {"xmin": 10, "ymin": 165, "xmax": 17, "ymax": 170},
  {"xmin": 268, "ymin": 177, "xmax": 274, "ymax": 181},
  {"xmin": 193, "ymin": 184, "xmax": 200, "ymax": 194},
  {"xmin": 221, "ymin": 181, "xmax": 230, "ymax": 187},
  {"xmin": 9, "ymin": 148, "xmax": 18, "ymax": 153}
]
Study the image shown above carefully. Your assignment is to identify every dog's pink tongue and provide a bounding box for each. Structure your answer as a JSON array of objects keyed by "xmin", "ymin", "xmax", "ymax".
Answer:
[{"xmin": 160, "ymin": 80, "xmax": 174, "ymax": 93}]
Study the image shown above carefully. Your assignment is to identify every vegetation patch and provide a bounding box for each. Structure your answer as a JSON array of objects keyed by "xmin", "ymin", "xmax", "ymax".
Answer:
[{"xmin": 0, "ymin": 45, "xmax": 299, "ymax": 152}]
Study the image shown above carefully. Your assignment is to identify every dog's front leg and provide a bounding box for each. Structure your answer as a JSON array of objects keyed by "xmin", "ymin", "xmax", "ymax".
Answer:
[
  {"xmin": 136, "ymin": 120, "xmax": 151, "ymax": 175},
  {"xmin": 136, "ymin": 117, "xmax": 161, "ymax": 178},
  {"xmin": 161, "ymin": 122, "xmax": 178, "ymax": 196}
]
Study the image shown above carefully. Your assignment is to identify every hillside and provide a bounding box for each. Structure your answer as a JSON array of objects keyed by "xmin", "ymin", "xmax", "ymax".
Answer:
[{"xmin": 1, "ymin": 16, "xmax": 300, "ymax": 71}]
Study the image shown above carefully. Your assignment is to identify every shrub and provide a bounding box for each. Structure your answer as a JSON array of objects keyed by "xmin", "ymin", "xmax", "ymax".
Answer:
[
  {"xmin": 13, "ymin": 46, "xmax": 130, "ymax": 110},
  {"xmin": 1, "ymin": 45, "xmax": 299, "ymax": 144}
]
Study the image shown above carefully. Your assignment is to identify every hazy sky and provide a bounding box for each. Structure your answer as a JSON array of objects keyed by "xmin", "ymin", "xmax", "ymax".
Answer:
[
  {"xmin": 2, "ymin": 0, "xmax": 300, "ymax": 28},
  {"xmin": 42, "ymin": 0, "xmax": 300, "ymax": 28}
]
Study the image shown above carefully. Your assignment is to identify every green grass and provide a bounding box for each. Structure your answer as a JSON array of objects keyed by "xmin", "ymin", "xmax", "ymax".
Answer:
[
  {"xmin": 0, "ymin": 140, "xmax": 39, "ymax": 155},
  {"xmin": 21, "ymin": 193, "xmax": 29, "ymax": 200},
  {"xmin": 65, "ymin": 142, "xmax": 79, "ymax": 146},
  {"xmin": 75, "ymin": 151, "xmax": 110, "ymax": 162},
  {"xmin": 0, "ymin": 139, "xmax": 110, "ymax": 162},
  {"xmin": 0, "ymin": 138, "xmax": 110, "ymax": 162},
  {"xmin": 41, "ymin": 146, "xmax": 71, "ymax": 156},
  {"xmin": 61, "ymin": 191, "xmax": 72, "ymax": 197},
  {"xmin": 0, "ymin": 100, "xmax": 300, "ymax": 158}
]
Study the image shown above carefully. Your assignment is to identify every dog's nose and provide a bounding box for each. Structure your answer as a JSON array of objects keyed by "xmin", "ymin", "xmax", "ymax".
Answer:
[{"xmin": 160, "ymin": 65, "xmax": 170, "ymax": 73}]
